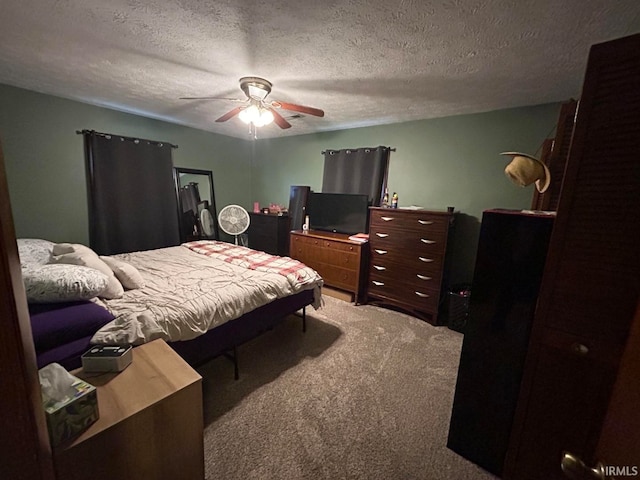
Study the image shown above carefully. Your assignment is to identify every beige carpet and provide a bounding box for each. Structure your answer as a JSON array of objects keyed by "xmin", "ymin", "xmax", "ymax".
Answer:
[{"xmin": 197, "ymin": 295, "xmax": 497, "ymax": 480}]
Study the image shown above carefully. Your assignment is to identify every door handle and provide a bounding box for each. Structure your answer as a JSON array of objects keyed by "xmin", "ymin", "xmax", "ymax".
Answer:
[{"xmin": 561, "ymin": 452, "xmax": 607, "ymax": 480}]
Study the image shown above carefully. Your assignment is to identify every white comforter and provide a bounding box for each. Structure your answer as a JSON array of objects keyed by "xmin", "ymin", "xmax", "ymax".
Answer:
[{"xmin": 91, "ymin": 244, "xmax": 322, "ymax": 345}]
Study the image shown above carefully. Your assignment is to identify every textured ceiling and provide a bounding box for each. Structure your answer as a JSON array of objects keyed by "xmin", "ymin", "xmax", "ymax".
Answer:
[{"xmin": 1, "ymin": 0, "xmax": 639, "ymax": 140}]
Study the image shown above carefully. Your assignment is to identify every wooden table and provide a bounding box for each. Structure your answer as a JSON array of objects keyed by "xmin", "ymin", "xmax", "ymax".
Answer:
[{"xmin": 53, "ymin": 339, "xmax": 204, "ymax": 480}]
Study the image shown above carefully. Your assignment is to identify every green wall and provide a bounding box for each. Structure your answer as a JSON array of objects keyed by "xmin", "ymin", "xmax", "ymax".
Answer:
[
  {"xmin": 0, "ymin": 84, "xmax": 251, "ymax": 245},
  {"xmin": 1, "ymin": 82, "xmax": 561, "ymax": 283},
  {"xmin": 252, "ymin": 103, "xmax": 561, "ymax": 282}
]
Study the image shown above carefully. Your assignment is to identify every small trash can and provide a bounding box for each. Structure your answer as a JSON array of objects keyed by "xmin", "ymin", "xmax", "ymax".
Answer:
[{"xmin": 446, "ymin": 284, "xmax": 471, "ymax": 333}]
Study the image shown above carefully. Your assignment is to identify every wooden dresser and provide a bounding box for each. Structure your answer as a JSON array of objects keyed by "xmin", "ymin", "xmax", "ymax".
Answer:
[
  {"xmin": 289, "ymin": 229, "xmax": 367, "ymax": 304},
  {"xmin": 366, "ymin": 207, "xmax": 454, "ymax": 325}
]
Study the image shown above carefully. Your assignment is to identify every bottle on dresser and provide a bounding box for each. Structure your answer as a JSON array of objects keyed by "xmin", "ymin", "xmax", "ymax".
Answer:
[{"xmin": 391, "ymin": 192, "xmax": 398, "ymax": 208}]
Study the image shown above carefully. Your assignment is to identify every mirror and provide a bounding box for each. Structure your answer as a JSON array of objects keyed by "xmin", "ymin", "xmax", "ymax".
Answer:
[{"xmin": 174, "ymin": 167, "xmax": 219, "ymax": 242}]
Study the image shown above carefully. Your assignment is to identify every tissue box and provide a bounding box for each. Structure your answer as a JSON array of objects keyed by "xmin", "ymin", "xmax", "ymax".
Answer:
[
  {"xmin": 81, "ymin": 344, "xmax": 132, "ymax": 372},
  {"xmin": 43, "ymin": 377, "xmax": 99, "ymax": 447}
]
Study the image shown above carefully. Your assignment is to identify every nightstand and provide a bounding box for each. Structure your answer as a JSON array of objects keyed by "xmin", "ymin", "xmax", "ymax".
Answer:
[{"xmin": 53, "ymin": 339, "xmax": 204, "ymax": 480}]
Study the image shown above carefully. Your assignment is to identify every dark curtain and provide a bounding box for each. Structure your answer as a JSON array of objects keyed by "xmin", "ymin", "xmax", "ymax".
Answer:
[
  {"xmin": 321, "ymin": 146, "xmax": 391, "ymax": 206},
  {"xmin": 83, "ymin": 131, "xmax": 180, "ymax": 255},
  {"xmin": 179, "ymin": 183, "xmax": 201, "ymax": 239},
  {"xmin": 179, "ymin": 183, "xmax": 200, "ymax": 214}
]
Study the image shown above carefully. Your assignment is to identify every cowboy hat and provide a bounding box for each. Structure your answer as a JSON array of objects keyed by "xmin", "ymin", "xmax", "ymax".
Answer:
[{"xmin": 500, "ymin": 152, "xmax": 551, "ymax": 193}]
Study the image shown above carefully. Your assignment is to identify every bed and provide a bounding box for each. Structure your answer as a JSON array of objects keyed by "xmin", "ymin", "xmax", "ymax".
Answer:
[{"xmin": 20, "ymin": 238, "xmax": 323, "ymax": 374}]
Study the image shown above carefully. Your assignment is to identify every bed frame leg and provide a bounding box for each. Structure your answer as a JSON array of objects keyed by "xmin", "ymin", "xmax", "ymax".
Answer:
[
  {"xmin": 302, "ymin": 306, "xmax": 306, "ymax": 333},
  {"xmin": 223, "ymin": 347, "xmax": 240, "ymax": 380},
  {"xmin": 232, "ymin": 346, "xmax": 239, "ymax": 380}
]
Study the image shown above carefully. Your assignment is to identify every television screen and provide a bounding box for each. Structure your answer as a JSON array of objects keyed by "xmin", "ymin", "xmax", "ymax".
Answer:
[{"xmin": 306, "ymin": 192, "xmax": 369, "ymax": 234}]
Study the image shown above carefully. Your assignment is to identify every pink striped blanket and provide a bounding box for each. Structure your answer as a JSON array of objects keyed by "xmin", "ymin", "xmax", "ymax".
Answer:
[{"xmin": 183, "ymin": 240, "xmax": 323, "ymax": 293}]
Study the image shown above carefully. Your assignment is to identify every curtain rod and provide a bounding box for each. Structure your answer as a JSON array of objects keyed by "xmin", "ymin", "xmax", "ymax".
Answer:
[
  {"xmin": 76, "ymin": 129, "xmax": 178, "ymax": 149},
  {"xmin": 321, "ymin": 147, "xmax": 396, "ymax": 155}
]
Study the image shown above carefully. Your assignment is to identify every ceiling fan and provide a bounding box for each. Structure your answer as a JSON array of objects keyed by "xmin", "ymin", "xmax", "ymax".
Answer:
[{"xmin": 180, "ymin": 76, "xmax": 324, "ymax": 130}]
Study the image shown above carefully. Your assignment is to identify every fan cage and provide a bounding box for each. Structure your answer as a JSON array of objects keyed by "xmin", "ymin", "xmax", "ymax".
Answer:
[{"xmin": 217, "ymin": 204, "xmax": 250, "ymax": 237}]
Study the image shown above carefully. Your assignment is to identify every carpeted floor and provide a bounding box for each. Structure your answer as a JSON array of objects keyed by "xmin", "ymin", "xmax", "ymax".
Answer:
[{"xmin": 197, "ymin": 294, "xmax": 498, "ymax": 480}]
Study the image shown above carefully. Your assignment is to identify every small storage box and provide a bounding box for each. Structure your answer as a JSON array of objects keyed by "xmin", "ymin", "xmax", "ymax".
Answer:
[
  {"xmin": 81, "ymin": 344, "xmax": 133, "ymax": 373},
  {"xmin": 43, "ymin": 378, "xmax": 98, "ymax": 447}
]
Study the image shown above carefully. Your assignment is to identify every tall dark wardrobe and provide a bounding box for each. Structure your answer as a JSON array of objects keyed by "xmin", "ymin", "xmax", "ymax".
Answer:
[{"xmin": 447, "ymin": 209, "xmax": 555, "ymax": 476}]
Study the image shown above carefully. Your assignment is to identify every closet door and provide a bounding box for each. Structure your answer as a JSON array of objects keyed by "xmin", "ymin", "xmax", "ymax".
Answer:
[
  {"xmin": 504, "ymin": 33, "xmax": 640, "ymax": 480},
  {"xmin": 530, "ymin": 99, "xmax": 577, "ymax": 211}
]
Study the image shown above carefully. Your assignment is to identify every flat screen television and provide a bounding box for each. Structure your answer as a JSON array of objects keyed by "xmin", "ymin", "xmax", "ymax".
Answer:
[{"xmin": 306, "ymin": 192, "xmax": 369, "ymax": 234}]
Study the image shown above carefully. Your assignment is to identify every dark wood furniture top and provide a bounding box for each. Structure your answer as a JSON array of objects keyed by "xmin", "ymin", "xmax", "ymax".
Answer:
[
  {"xmin": 248, "ymin": 212, "xmax": 290, "ymax": 256},
  {"xmin": 366, "ymin": 207, "xmax": 454, "ymax": 325},
  {"xmin": 290, "ymin": 229, "xmax": 367, "ymax": 304}
]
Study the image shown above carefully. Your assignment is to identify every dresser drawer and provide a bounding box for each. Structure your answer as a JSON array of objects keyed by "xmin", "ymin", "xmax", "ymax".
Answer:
[
  {"xmin": 367, "ymin": 274, "xmax": 440, "ymax": 312},
  {"xmin": 370, "ymin": 210, "xmax": 449, "ymax": 235},
  {"xmin": 318, "ymin": 264, "xmax": 359, "ymax": 291},
  {"xmin": 325, "ymin": 249, "xmax": 360, "ymax": 271},
  {"xmin": 369, "ymin": 229, "xmax": 447, "ymax": 255},
  {"xmin": 369, "ymin": 247, "xmax": 443, "ymax": 272},
  {"xmin": 369, "ymin": 262, "xmax": 441, "ymax": 291}
]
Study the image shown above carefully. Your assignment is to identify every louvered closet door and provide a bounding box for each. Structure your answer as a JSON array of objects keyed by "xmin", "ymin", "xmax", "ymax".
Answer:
[
  {"xmin": 531, "ymin": 99, "xmax": 577, "ymax": 211},
  {"xmin": 504, "ymin": 33, "xmax": 640, "ymax": 480}
]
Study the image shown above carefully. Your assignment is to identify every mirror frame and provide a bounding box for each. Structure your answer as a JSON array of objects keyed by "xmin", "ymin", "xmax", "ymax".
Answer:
[{"xmin": 174, "ymin": 167, "xmax": 219, "ymax": 242}]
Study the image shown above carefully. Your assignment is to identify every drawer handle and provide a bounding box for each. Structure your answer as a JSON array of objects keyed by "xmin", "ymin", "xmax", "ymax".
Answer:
[
  {"xmin": 571, "ymin": 343, "xmax": 590, "ymax": 356},
  {"xmin": 415, "ymin": 291, "xmax": 430, "ymax": 298},
  {"xmin": 418, "ymin": 256, "xmax": 434, "ymax": 262},
  {"xmin": 421, "ymin": 238, "xmax": 436, "ymax": 244},
  {"xmin": 375, "ymin": 233, "xmax": 389, "ymax": 238},
  {"xmin": 416, "ymin": 274, "xmax": 432, "ymax": 280},
  {"xmin": 418, "ymin": 220, "xmax": 434, "ymax": 225},
  {"xmin": 375, "ymin": 249, "xmax": 388, "ymax": 255},
  {"xmin": 373, "ymin": 265, "xmax": 386, "ymax": 271},
  {"xmin": 372, "ymin": 280, "xmax": 385, "ymax": 286},
  {"xmin": 380, "ymin": 216, "xmax": 394, "ymax": 222}
]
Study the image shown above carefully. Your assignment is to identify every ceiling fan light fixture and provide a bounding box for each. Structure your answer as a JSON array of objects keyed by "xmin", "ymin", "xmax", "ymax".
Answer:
[
  {"xmin": 239, "ymin": 104, "xmax": 259, "ymax": 124},
  {"xmin": 260, "ymin": 108, "xmax": 274, "ymax": 126},
  {"xmin": 239, "ymin": 104, "xmax": 273, "ymax": 127}
]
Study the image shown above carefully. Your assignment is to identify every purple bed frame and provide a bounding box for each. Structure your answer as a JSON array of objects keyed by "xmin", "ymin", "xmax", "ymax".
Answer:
[{"xmin": 30, "ymin": 288, "xmax": 315, "ymax": 376}]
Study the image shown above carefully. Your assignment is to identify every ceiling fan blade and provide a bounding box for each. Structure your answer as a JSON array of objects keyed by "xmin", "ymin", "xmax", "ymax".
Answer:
[
  {"xmin": 215, "ymin": 107, "xmax": 243, "ymax": 123},
  {"xmin": 180, "ymin": 96, "xmax": 243, "ymax": 101},
  {"xmin": 272, "ymin": 101, "xmax": 324, "ymax": 117},
  {"xmin": 269, "ymin": 107, "xmax": 292, "ymax": 129}
]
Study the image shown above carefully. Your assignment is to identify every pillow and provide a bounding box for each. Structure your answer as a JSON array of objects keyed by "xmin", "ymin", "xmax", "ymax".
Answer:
[
  {"xmin": 52, "ymin": 243, "xmax": 96, "ymax": 256},
  {"xmin": 50, "ymin": 251, "xmax": 124, "ymax": 299},
  {"xmin": 23, "ymin": 264, "xmax": 109, "ymax": 303},
  {"xmin": 17, "ymin": 238, "xmax": 54, "ymax": 267},
  {"xmin": 99, "ymin": 256, "xmax": 145, "ymax": 289}
]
